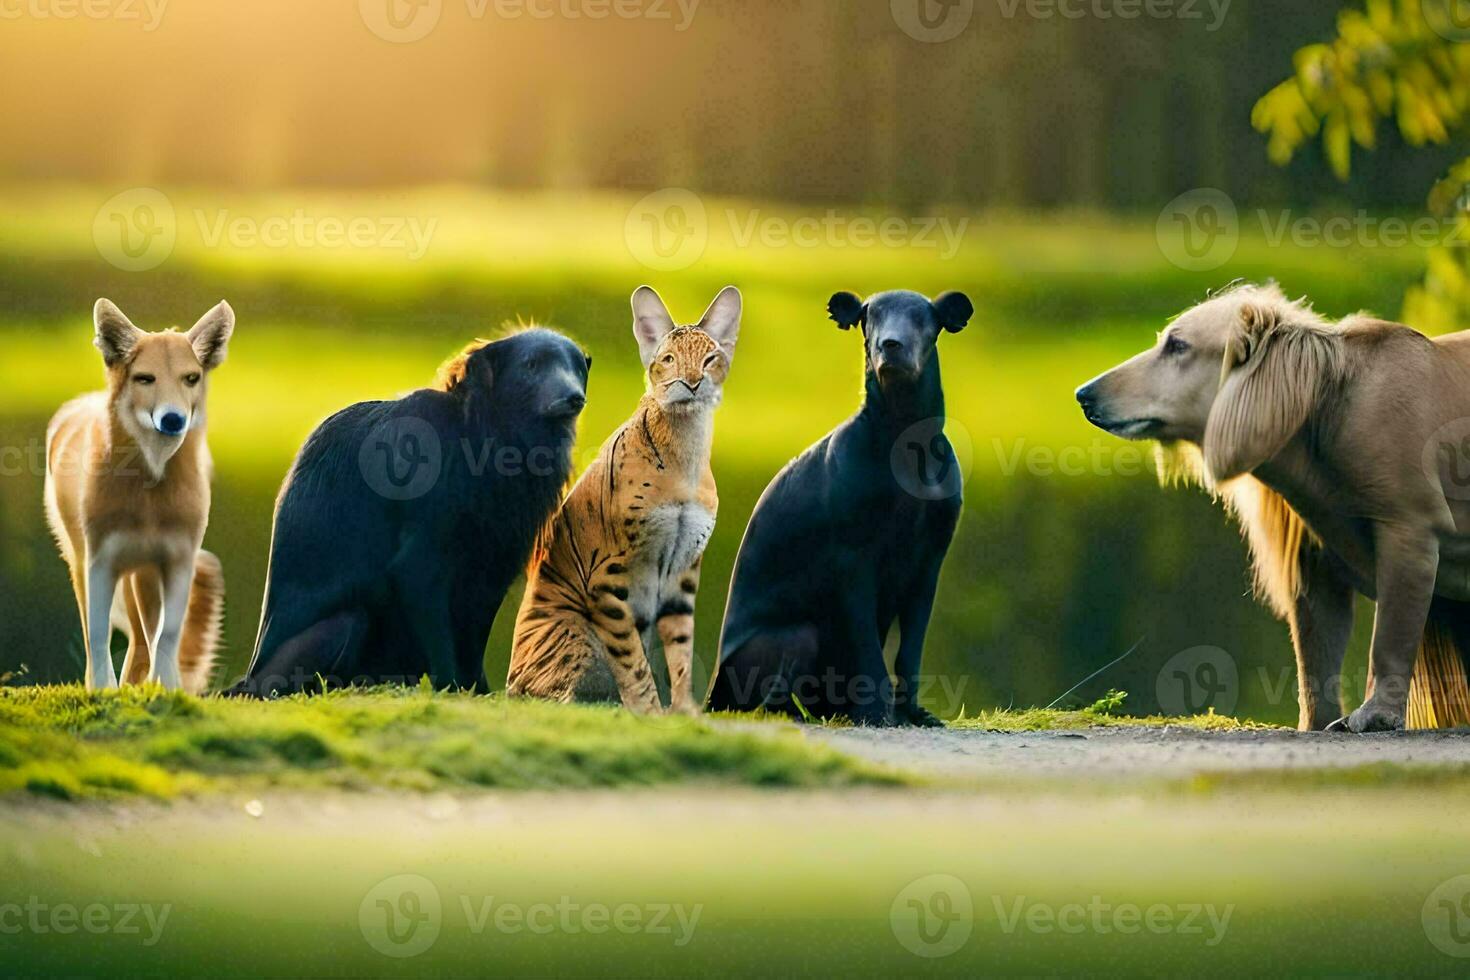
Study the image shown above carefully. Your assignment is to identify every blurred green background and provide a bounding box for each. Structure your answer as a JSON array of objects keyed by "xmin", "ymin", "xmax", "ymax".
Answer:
[{"xmin": 1, "ymin": 0, "xmax": 1465, "ymax": 723}]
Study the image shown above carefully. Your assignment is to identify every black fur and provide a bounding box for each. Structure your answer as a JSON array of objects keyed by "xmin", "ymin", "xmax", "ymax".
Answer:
[
  {"xmin": 707, "ymin": 290, "xmax": 970, "ymax": 726},
  {"xmin": 227, "ymin": 329, "xmax": 589, "ymax": 697}
]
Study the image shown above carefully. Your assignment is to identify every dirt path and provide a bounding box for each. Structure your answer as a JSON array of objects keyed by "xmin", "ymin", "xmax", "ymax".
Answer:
[{"xmin": 796, "ymin": 724, "xmax": 1470, "ymax": 782}]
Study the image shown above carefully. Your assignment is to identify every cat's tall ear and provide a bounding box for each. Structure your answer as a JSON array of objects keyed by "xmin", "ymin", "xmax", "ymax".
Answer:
[
  {"xmin": 94, "ymin": 299, "xmax": 143, "ymax": 367},
  {"xmin": 697, "ymin": 286, "xmax": 741, "ymax": 364},
  {"xmin": 187, "ymin": 300, "xmax": 235, "ymax": 370},
  {"xmin": 631, "ymin": 285, "xmax": 677, "ymax": 367},
  {"xmin": 827, "ymin": 291, "xmax": 864, "ymax": 331},
  {"xmin": 933, "ymin": 291, "xmax": 973, "ymax": 333}
]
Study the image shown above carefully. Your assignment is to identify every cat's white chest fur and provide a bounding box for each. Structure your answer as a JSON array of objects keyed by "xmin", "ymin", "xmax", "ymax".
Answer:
[
  {"xmin": 635, "ymin": 502, "xmax": 715, "ymax": 583},
  {"xmin": 627, "ymin": 501, "xmax": 715, "ymax": 632}
]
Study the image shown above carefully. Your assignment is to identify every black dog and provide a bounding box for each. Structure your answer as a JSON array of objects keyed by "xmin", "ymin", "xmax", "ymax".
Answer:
[
  {"xmin": 229, "ymin": 328, "xmax": 589, "ymax": 697},
  {"xmin": 707, "ymin": 290, "xmax": 971, "ymax": 726}
]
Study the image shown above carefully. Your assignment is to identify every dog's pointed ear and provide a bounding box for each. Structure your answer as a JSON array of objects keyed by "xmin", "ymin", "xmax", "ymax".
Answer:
[
  {"xmin": 697, "ymin": 285, "xmax": 741, "ymax": 364},
  {"xmin": 933, "ymin": 291, "xmax": 974, "ymax": 333},
  {"xmin": 631, "ymin": 285, "xmax": 677, "ymax": 367},
  {"xmin": 827, "ymin": 291, "xmax": 864, "ymax": 331},
  {"xmin": 94, "ymin": 299, "xmax": 143, "ymax": 367},
  {"xmin": 187, "ymin": 300, "xmax": 235, "ymax": 370},
  {"xmin": 1204, "ymin": 301, "xmax": 1340, "ymax": 483}
]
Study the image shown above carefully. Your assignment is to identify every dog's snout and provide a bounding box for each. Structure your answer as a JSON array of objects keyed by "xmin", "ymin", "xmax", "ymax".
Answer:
[
  {"xmin": 158, "ymin": 411, "xmax": 187, "ymax": 436},
  {"xmin": 547, "ymin": 392, "xmax": 586, "ymax": 418},
  {"xmin": 1075, "ymin": 382, "xmax": 1097, "ymax": 410},
  {"xmin": 880, "ymin": 337, "xmax": 905, "ymax": 354}
]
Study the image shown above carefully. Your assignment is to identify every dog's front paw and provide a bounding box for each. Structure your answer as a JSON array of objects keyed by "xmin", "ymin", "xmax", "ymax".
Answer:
[
  {"xmin": 895, "ymin": 701, "xmax": 945, "ymax": 728},
  {"xmin": 1325, "ymin": 700, "xmax": 1405, "ymax": 734}
]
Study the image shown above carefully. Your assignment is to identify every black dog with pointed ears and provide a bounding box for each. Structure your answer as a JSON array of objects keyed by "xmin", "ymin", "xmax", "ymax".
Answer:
[{"xmin": 708, "ymin": 289, "xmax": 972, "ymax": 725}]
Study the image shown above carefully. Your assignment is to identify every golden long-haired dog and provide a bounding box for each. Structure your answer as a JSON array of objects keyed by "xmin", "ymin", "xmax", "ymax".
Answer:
[{"xmin": 1077, "ymin": 282, "xmax": 1470, "ymax": 732}]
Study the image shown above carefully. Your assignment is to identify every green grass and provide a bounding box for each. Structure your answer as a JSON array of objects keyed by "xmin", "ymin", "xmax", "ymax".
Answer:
[
  {"xmin": 953, "ymin": 692, "xmax": 1283, "ymax": 732},
  {"xmin": 1189, "ymin": 761, "xmax": 1470, "ymax": 794},
  {"xmin": 954, "ymin": 706, "xmax": 1276, "ymax": 732},
  {"xmin": 0, "ymin": 685, "xmax": 906, "ymax": 800}
]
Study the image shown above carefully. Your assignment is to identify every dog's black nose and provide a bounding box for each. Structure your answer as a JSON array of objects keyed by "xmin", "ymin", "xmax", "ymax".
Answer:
[
  {"xmin": 158, "ymin": 411, "xmax": 187, "ymax": 435},
  {"xmin": 546, "ymin": 393, "xmax": 586, "ymax": 418},
  {"xmin": 880, "ymin": 338, "xmax": 904, "ymax": 354},
  {"xmin": 1075, "ymin": 383, "xmax": 1097, "ymax": 411}
]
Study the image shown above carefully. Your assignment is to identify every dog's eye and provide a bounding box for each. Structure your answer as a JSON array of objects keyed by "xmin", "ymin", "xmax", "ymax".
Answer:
[
  {"xmin": 183, "ymin": 373, "xmax": 201, "ymax": 387},
  {"xmin": 1163, "ymin": 336, "xmax": 1190, "ymax": 356},
  {"xmin": 661, "ymin": 353, "xmax": 675, "ymax": 365},
  {"xmin": 132, "ymin": 374, "xmax": 155, "ymax": 385}
]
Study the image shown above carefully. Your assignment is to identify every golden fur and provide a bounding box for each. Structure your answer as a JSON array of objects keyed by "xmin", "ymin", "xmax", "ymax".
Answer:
[
  {"xmin": 1081, "ymin": 283, "xmax": 1470, "ymax": 731},
  {"xmin": 44, "ymin": 299, "xmax": 232, "ymax": 693}
]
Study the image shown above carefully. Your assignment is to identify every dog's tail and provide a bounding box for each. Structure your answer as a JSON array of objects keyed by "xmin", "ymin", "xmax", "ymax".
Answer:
[
  {"xmin": 1409, "ymin": 614, "xmax": 1470, "ymax": 729},
  {"xmin": 179, "ymin": 550, "xmax": 225, "ymax": 696}
]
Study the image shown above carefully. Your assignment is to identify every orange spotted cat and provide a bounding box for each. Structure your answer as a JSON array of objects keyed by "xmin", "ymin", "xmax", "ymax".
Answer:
[{"xmin": 508, "ymin": 286, "xmax": 741, "ymax": 714}]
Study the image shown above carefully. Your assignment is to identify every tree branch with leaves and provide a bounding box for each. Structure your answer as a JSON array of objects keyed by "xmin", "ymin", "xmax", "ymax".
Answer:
[{"xmin": 1253, "ymin": 0, "xmax": 1470, "ymax": 330}]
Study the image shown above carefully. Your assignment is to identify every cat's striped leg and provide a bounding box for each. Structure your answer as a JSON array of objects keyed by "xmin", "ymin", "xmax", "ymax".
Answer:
[
  {"xmin": 658, "ymin": 558, "xmax": 702, "ymax": 715},
  {"xmin": 591, "ymin": 575, "xmax": 662, "ymax": 714}
]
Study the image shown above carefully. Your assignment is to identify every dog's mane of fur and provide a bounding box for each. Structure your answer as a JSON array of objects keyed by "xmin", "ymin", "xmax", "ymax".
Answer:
[
  {"xmin": 433, "ymin": 340, "xmax": 492, "ymax": 392},
  {"xmin": 432, "ymin": 321, "xmax": 555, "ymax": 393},
  {"xmin": 1155, "ymin": 282, "xmax": 1349, "ymax": 620}
]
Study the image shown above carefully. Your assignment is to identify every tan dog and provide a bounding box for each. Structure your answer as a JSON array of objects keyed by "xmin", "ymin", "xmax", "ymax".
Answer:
[
  {"xmin": 45, "ymin": 299, "xmax": 232, "ymax": 693},
  {"xmin": 1077, "ymin": 282, "xmax": 1470, "ymax": 732}
]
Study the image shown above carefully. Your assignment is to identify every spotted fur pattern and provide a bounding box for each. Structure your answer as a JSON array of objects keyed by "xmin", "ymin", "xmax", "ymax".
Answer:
[{"xmin": 509, "ymin": 287, "xmax": 739, "ymax": 714}]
